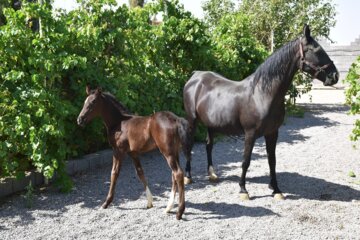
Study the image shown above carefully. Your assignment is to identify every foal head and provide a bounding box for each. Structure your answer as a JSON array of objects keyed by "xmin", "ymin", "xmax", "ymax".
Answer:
[
  {"xmin": 77, "ymin": 86, "xmax": 103, "ymax": 127},
  {"xmin": 299, "ymin": 25, "xmax": 339, "ymax": 86}
]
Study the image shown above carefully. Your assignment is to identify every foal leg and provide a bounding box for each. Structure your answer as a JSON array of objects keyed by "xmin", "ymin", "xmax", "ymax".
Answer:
[
  {"xmin": 130, "ymin": 154, "xmax": 153, "ymax": 208},
  {"xmin": 102, "ymin": 151, "xmax": 124, "ymax": 209},
  {"xmin": 206, "ymin": 129, "xmax": 218, "ymax": 182},
  {"xmin": 165, "ymin": 173, "xmax": 177, "ymax": 213},
  {"xmin": 164, "ymin": 154, "xmax": 185, "ymax": 220},
  {"xmin": 239, "ymin": 131, "xmax": 256, "ymax": 201},
  {"xmin": 265, "ymin": 131, "xmax": 284, "ymax": 200}
]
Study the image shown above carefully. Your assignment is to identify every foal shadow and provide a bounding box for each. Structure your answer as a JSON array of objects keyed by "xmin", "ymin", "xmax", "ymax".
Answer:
[{"xmin": 247, "ymin": 172, "xmax": 360, "ymax": 202}]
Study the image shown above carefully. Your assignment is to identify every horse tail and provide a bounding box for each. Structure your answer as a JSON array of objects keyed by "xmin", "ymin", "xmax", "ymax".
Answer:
[{"xmin": 177, "ymin": 117, "xmax": 192, "ymax": 159}]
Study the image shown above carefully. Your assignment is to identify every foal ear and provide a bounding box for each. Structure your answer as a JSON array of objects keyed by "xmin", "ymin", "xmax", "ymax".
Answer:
[
  {"xmin": 303, "ymin": 24, "xmax": 311, "ymax": 41},
  {"xmin": 95, "ymin": 87, "xmax": 102, "ymax": 95},
  {"xmin": 86, "ymin": 84, "xmax": 91, "ymax": 95}
]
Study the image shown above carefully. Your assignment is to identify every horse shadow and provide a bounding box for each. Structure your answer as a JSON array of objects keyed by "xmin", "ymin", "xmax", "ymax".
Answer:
[{"xmin": 246, "ymin": 172, "xmax": 360, "ymax": 202}]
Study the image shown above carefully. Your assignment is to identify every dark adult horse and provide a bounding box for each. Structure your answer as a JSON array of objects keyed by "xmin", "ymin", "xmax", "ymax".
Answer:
[
  {"xmin": 183, "ymin": 25, "xmax": 339, "ymax": 200},
  {"xmin": 77, "ymin": 86, "xmax": 191, "ymax": 220}
]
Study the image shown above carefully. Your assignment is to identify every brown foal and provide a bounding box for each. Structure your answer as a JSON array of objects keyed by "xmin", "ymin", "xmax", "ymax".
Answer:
[{"xmin": 77, "ymin": 86, "xmax": 190, "ymax": 220}]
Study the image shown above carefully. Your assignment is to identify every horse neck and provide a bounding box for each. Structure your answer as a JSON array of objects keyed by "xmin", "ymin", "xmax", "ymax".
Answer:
[
  {"xmin": 256, "ymin": 38, "xmax": 301, "ymax": 100},
  {"xmin": 99, "ymin": 97, "xmax": 128, "ymax": 132}
]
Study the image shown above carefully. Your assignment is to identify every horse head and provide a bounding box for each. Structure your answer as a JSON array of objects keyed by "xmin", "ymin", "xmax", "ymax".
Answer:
[
  {"xmin": 77, "ymin": 85, "xmax": 103, "ymax": 127},
  {"xmin": 299, "ymin": 25, "xmax": 339, "ymax": 86}
]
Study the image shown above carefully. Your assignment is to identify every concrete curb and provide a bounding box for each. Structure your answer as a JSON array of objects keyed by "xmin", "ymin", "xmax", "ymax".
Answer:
[{"xmin": 0, "ymin": 149, "xmax": 113, "ymax": 199}]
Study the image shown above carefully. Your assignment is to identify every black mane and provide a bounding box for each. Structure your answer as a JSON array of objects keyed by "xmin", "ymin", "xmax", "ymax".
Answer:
[
  {"xmin": 102, "ymin": 92, "xmax": 132, "ymax": 115},
  {"xmin": 252, "ymin": 38, "xmax": 300, "ymax": 92}
]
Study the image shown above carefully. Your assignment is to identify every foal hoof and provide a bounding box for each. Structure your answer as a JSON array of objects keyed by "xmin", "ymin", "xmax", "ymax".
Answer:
[
  {"xmin": 147, "ymin": 203, "xmax": 153, "ymax": 209},
  {"xmin": 101, "ymin": 203, "xmax": 109, "ymax": 209},
  {"xmin": 274, "ymin": 193, "xmax": 285, "ymax": 200},
  {"xmin": 184, "ymin": 177, "xmax": 192, "ymax": 185},
  {"xmin": 240, "ymin": 193, "xmax": 250, "ymax": 201}
]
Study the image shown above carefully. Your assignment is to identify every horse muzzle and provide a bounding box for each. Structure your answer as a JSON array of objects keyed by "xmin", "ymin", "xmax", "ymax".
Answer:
[
  {"xmin": 324, "ymin": 72, "xmax": 339, "ymax": 86},
  {"xmin": 77, "ymin": 116, "xmax": 86, "ymax": 127}
]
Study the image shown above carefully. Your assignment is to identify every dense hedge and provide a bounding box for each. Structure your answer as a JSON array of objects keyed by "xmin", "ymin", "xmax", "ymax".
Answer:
[
  {"xmin": 345, "ymin": 56, "xmax": 360, "ymax": 143},
  {"xmin": 0, "ymin": 0, "xmax": 266, "ymax": 190}
]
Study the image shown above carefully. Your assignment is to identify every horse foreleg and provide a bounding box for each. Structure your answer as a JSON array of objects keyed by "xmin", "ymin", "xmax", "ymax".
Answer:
[
  {"xmin": 102, "ymin": 151, "xmax": 123, "ymax": 208},
  {"xmin": 239, "ymin": 131, "xmax": 255, "ymax": 201},
  {"xmin": 265, "ymin": 131, "xmax": 285, "ymax": 200},
  {"xmin": 206, "ymin": 129, "xmax": 218, "ymax": 182},
  {"xmin": 130, "ymin": 155, "xmax": 153, "ymax": 208}
]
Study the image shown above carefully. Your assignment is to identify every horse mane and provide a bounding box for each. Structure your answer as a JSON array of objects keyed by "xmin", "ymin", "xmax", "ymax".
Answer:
[
  {"xmin": 101, "ymin": 92, "xmax": 132, "ymax": 115},
  {"xmin": 252, "ymin": 38, "xmax": 300, "ymax": 92}
]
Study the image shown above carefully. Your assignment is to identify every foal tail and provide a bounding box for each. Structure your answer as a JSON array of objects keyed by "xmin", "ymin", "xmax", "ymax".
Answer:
[{"xmin": 177, "ymin": 117, "xmax": 192, "ymax": 159}]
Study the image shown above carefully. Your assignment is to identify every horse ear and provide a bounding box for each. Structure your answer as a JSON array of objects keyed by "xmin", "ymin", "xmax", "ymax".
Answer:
[
  {"xmin": 95, "ymin": 87, "xmax": 102, "ymax": 95},
  {"xmin": 303, "ymin": 24, "xmax": 311, "ymax": 41},
  {"xmin": 86, "ymin": 84, "xmax": 91, "ymax": 95}
]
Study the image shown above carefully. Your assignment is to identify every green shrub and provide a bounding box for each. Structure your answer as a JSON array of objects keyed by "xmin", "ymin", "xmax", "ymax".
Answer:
[
  {"xmin": 0, "ymin": 0, "xmax": 267, "ymax": 189},
  {"xmin": 344, "ymin": 56, "xmax": 360, "ymax": 143}
]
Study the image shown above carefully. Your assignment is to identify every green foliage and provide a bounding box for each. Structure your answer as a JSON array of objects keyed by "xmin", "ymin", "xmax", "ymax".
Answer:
[
  {"xmin": 202, "ymin": 0, "xmax": 237, "ymax": 27},
  {"xmin": 344, "ymin": 56, "xmax": 360, "ymax": 143},
  {"xmin": 239, "ymin": 0, "xmax": 336, "ymax": 51},
  {"xmin": 1, "ymin": 0, "xmax": 266, "ymax": 189},
  {"xmin": 211, "ymin": 12, "xmax": 267, "ymax": 80}
]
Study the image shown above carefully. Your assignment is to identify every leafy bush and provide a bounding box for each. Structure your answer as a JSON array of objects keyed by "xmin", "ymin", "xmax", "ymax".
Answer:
[
  {"xmin": 211, "ymin": 12, "xmax": 267, "ymax": 80},
  {"xmin": 0, "ymin": 0, "xmax": 267, "ymax": 189},
  {"xmin": 344, "ymin": 56, "xmax": 360, "ymax": 143}
]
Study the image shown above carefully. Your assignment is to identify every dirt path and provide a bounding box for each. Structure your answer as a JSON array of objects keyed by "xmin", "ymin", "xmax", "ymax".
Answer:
[{"xmin": 1, "ymin": 104, "xmax": 359, "ymax": 239}]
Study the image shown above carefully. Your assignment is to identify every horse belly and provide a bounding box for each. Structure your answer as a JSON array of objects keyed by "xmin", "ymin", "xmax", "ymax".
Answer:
[
  {"xmin": 198, "ymin": 103, "xmax": 243, "ymax": 134},
  {"xmin": 126, "ymin": 119, "xmax": 157, "ymax": 153}
]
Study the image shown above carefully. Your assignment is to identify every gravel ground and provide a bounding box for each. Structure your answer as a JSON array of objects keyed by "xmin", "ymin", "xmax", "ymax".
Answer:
[{"xmin": 1, "ymin": 103, "xmax": 360, "ymax": 240}]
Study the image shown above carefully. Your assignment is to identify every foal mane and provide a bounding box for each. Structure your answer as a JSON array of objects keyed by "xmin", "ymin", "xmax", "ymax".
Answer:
[
  {"xmin": 252, "ymin": 38, "xmax": 300, "ymax": 92},
  {"xmin": 101, "ymin": 92, "xmax": 132, "ymax": 115}
]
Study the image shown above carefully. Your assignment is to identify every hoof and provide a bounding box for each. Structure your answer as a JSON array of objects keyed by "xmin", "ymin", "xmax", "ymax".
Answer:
[
  {"xmin": 101, "ymin": 203, "xmax": 109, "ymax": 209},
  {"xmin": 240, "ymin": 193, "xmax": 250, "ymax": 201},
  {"xmin": 147, "ymin": 203, "xmax": 153, "ymax": 209},
  {"xmin": 184, "ymin": 177, "xmax": 192, "ymax": 185},
  {"xmin": 209, "ymin": 174, "xmax": 219, "ymax": 182},
  {"xmin": 176, "ymin": 212, "xmax": 183, "ymax": 220},
  {"xmin": 208, "ymin": 166, "xmax": 218, "ymax": 182},
  {"xmin": 274, "ymin": 193, "xmax": 285, "ymax": 200}
]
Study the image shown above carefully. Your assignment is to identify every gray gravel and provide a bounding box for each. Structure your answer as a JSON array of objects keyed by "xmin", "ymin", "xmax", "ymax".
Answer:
[{"xmin": 1, "ymin": 103, "xmax": 360, "ymax": 240}]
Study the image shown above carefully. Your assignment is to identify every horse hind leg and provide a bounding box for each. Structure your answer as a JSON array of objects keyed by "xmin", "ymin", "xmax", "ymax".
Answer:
[
  {"xmin": 183, "ymin": 118, "xmax": 197, "ymax": 185},
  {"xmin": 165, "ymin": 173, "xmax": 177, "ymax": 213},
  {"xmin": 164, "ymin": 154, "xmax": 185, "ymax": 220},
  {"xmin": 265, "ymin": 131, "xmax": 285, "ymax": 200},
  {"xmin": 239, "ymin": 131, "xmax": 256, "ymax": 201},
  {"xmin": 206, "ymin": 129, "xmax": 218, "ymax": 182},
  {"xmin": 130, "ymin": 154, "xmax": 153, "ymax": 208}
]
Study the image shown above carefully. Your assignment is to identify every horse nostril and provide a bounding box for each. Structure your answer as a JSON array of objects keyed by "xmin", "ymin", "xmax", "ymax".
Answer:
[{"xmin": 335, "ymin": 72, "xmax": 339, "ymax": 81}]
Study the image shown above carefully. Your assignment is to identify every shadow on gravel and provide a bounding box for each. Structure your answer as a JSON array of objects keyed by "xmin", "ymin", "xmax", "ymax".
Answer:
[
  {"xmin": 248, "ymin": 172, "xmax": 360, "ymax": 202},
  {"xmin": 186, "ymin": 201, "xmax": 277, "ymax": 220}
]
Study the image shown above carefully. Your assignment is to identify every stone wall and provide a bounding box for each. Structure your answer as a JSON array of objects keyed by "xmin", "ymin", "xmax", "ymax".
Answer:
[{"xmin": 318, "ymin": 36, "xmax": 360, "ymax": 88}]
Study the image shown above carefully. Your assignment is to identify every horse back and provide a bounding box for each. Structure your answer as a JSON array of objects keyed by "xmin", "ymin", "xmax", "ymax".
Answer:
[{"xmin": 183, "ymin": 71, "xmax": 254, "ymax": 134}]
